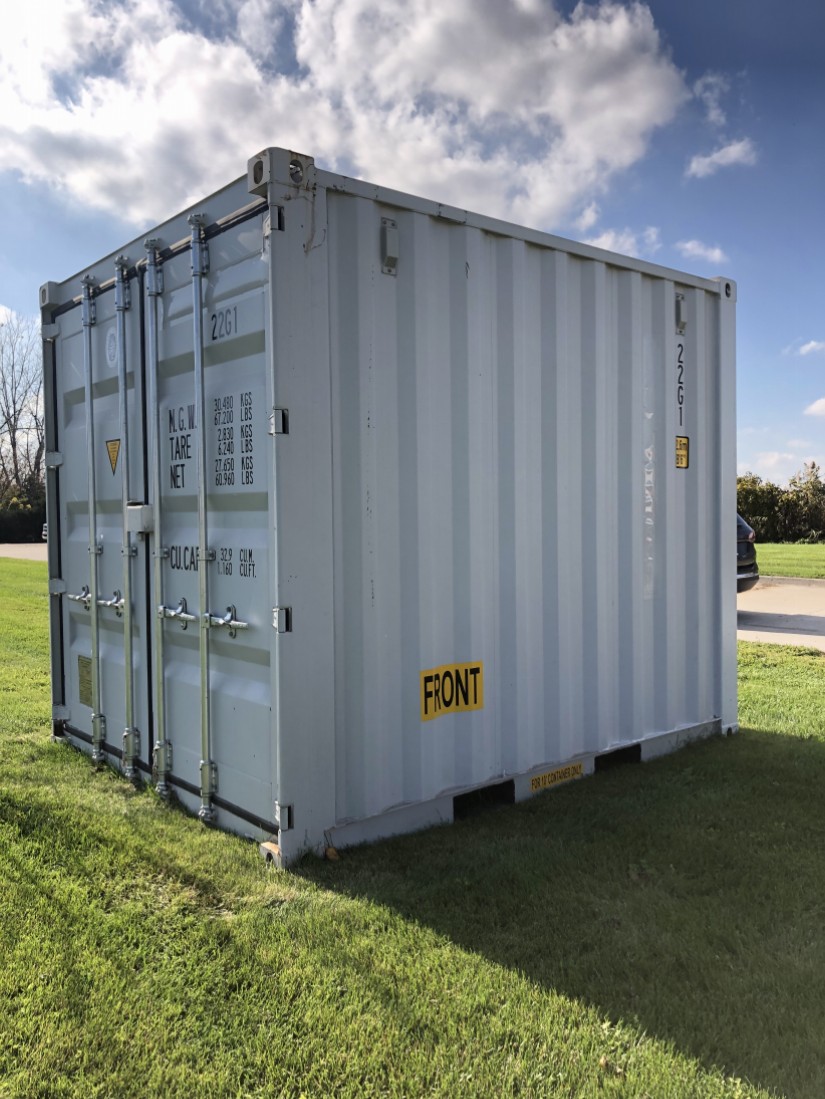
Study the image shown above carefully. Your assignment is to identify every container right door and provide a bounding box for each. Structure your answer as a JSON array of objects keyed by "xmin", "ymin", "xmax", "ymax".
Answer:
[{"xmin": 144, "ymin": 209, "xmax": 278, "ymax": 835}]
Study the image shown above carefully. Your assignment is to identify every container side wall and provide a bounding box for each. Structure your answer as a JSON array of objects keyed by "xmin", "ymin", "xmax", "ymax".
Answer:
[{"xmin": 325, "ymin": 192, "xmax": 730, "ymax": 829}]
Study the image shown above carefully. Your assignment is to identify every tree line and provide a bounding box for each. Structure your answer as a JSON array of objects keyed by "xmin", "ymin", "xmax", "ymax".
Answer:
[
  {"xmin": 738, "ymin": 462, "xmax": 825, "ymax": 543},
  {"xmin": 0, "ymin": 312, "xmax": 45, "ymax": 541}
]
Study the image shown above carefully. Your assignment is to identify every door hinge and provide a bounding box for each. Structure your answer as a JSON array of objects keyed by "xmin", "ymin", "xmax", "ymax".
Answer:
[
  {"xmin": 275, "ymin": 803, "xmax": 293, "ymax": 832},
  {"xmin": 675, "ymin": 292, "xmax": 687, "ymax": 335},
  {"xmin": 262, "ymin": 208, "xmax": 285, "ymax": 238},
  {"xmin": 200, "ymin": 760, "xmax": 218, "ymax": 797},
  {"xmin": 46, "ymin": 451, "xmax": 63, "ymax": 469},
  {"xmin": 152, "ymin": 739, "xmax": 173, "ymax": 780},
  {"xmin": 269, "ymin": 407, "xmax": 289, "ymax": 436},
  {"xmin": 49, "ymin": 578, "xmax": 67, "ymax": 596},
  {"xmin": 122, "ymin": 727, "xmax": 140, "ymax": 760},
  {"xmin": 272, "ymin": 607, "xmax": 292, "ymax": 633},
  {"xmin": 381, "ymin": 217, "xmax": 399, "ymax": 276}
]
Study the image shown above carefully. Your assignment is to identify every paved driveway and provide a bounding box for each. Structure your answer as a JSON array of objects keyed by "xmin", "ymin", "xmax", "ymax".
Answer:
[
  {"xmin": 738, "ymin": 577, "xmax": 825, "ymax": 652},
  {"xmin": 0, "ymin": 543, "xmax": 48, "ymax": 562}
]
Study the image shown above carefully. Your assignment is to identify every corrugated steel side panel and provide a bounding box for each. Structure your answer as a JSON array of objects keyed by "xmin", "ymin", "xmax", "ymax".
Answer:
[{"xmin": 323, "ymin": 190, "xmax": 732, "ymax": 828}]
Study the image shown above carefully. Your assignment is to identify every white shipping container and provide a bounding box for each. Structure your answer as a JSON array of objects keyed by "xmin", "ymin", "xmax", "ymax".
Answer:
[{"xmin": 41, "ymin": 147, "xmax": 737, "ymax": 864}]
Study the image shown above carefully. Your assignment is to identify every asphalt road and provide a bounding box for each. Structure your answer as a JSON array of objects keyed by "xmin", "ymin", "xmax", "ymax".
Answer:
[{"xmin": 737, "ymin": 576, "xmax": 825, "ymax": 652}]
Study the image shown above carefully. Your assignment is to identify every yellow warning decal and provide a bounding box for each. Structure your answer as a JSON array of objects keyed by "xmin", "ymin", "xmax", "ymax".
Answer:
[
  {"xmin": 675, "ymin": 435, "xmax": 689, "ymax": 469},
  {"xmin": 106, "ymin": 439, "xmax": 121, "ymax": 474},
  {"xmin": 530, "ymin": 761, "xmax": 584, "ymax": 793},
  {"xmin": 420, "ymin": 662, "xmax": 484, "ymax": 722}
]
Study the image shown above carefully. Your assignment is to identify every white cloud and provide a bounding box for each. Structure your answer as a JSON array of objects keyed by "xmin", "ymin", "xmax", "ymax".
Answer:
[
  {"xmin": 804, "ymin": 398, "xmax": 825, "ymax": 417},
  {"xmin": 755, "ymin": 452, "xmax": 796, "ymax": 471},
  {"xmin": 676, "ymin": 239, "xmax": 729, "ymax": 265},
  {"xmin": 642, "ymin": 226, "xmax": 661, "ymax": 253},
  {"xmin": 693, "ymin": 73, "xmax": 729, "ymax": 127},
  {"xmin": 782, "ymin": 338, "xmax": 825, "ymax": 357},
  {"xmin": 0, "ymin": 0, "xmax": 690, "ymax": 229},
  {"xmin": 575, "ymin": 201, "xmax": 600, "ymax": 232},
  {"xmin": 585, "ymin": 228, "xmax": 638, "ymax": 254},
  {"xmin": 686, "ymin": 138, "xmax": 757, "ymax": 179},
  {"xmin": 584, "ymin": 224, "xmax": 661, "ymax": 259},
  {"xmin": 738, "ymin": 450, "xmax": 825, "ymax": 485}
]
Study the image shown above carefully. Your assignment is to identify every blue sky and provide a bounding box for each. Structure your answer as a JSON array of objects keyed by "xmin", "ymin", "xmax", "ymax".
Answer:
[{"xmin": 1, "ymin": 0, "xmax": 822, "ymax": 485}]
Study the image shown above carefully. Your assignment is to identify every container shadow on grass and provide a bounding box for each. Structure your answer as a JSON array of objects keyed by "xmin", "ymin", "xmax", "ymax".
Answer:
[{"xmin": 297, "ymin": 730, "xmax": 825, "ymax": 1098}]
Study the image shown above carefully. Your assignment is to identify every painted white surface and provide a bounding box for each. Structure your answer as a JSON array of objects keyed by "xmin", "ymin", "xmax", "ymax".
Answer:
[{"xmin": 44, "ymin": 148, "xmax": 736, "ymax": 858}]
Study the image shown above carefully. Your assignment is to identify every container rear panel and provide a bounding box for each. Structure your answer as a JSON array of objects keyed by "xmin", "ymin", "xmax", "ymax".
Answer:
[{"xmin": 48, "ymin": 201, "xmax": 279, "ymax": 832}]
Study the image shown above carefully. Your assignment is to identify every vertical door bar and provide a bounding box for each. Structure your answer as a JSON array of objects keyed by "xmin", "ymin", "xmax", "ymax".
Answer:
[
  {"xmin": 115, "ymin": 257, "xmax": 139, "ymax": 778},
  {"xmin": 189, "ymin": 214, "xmax": 217, "ymax": 822},
  {"xmin": 144, "ymin": 240, "xmax": 171, "ymax": 795},
  {"xmin": 81, "ymin": 275, "xmax": 106, "ymax": 763}
]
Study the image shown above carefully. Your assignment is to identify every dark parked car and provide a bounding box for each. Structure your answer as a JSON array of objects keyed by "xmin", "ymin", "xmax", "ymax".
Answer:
[{"xmin": 737, "ymin": 514, "xmax": 759, "ymax": 592}]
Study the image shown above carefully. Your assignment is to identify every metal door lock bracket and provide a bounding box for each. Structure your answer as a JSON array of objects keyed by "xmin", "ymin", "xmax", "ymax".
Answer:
[
  {"xmin": 67, "ymin": 585, "xmax": 92, "ymax": 611},
  {"xmin": 159, "ymin": 597, "xmax": 197, "ymax": 629},
  {"xmin": 272, "ymin": 606, "xmax": 292, "ymax": 633},
  {"xmin": 97, "ymin": 590, "xmax": 125, "ymax": 617},
  {"xmin": 205, "ymin": 606, "xmax": 249, "ymax": 639}
]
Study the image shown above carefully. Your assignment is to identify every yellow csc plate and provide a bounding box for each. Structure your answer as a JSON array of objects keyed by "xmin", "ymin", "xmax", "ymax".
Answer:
[
  {"xmin": 675, "ymin": 435, "xmax": 689, "ymax": 469},
  {"xmin": 420, "ymin": 662, "xmax": 483, "ymax": 722},
  {"xmin": 530, "ymin": 761, "xmax": 584, "ymax": 793}
]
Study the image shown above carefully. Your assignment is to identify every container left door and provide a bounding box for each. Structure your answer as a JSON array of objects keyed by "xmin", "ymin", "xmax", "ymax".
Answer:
[{"xmin": 53, "ymin": 264, "xmax": 152, "ymax": 777}]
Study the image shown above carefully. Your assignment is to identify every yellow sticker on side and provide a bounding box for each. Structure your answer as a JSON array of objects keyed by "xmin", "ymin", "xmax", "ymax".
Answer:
[
  {"xmin": 675, "ymin": 435, "xmax": 689, "ymax": 469},
  {"xmin": 420, "ymin": 662, "xmax": 484, "ymax": 722},
  {"xmin": 530, "ymin": 761, "xmax": 584, "ymax": 793}
]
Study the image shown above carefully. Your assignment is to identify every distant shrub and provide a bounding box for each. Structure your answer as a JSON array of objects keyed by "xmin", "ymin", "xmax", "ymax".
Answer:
[{"xmin": 738, "ymin": 462, "xmax": 825, "ymax": 543}]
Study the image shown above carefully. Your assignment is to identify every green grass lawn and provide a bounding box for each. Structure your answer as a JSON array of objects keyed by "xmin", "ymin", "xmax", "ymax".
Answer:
[
  {"xmin": 756, "ymin": 542, "xmax": 825, "ymax": 579},
  {"xmin": 3, "ymin": 559, "xmax": 825, "ymax": 1097}
]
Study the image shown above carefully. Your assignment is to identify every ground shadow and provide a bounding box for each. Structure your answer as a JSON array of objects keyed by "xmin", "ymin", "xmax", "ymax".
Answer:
[{"xmin": 296, "ymin": 729, "xmax": 825, "ymax": 1098}]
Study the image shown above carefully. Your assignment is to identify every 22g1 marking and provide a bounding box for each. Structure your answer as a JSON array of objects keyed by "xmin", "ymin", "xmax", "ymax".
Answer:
[
  {"xmin": 676, "ymin": 342, "xmax": 685, "ymax": 428},
  {"xmin": 211, "ymin": 306, "xmax": 238, "ymax": 342}
]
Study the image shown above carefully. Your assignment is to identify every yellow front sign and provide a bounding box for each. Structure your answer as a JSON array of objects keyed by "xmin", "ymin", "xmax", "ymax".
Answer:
[{"xmin": 420, "ymin": 662, "xmax": 484, "ymax": 722}]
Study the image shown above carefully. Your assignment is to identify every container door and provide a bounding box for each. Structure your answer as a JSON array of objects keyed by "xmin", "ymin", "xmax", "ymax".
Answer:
[
  {"xmin": 54, "ymin": 263, "xmax": 151, "ymax": 775},
  {"xmin": 144, "ymin": 211, "xmax": 277, "ymax": 833}
]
